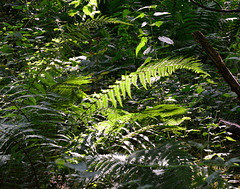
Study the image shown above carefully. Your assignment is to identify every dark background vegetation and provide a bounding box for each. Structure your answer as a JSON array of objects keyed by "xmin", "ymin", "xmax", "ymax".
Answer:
[{"xmin": 0, "ymin": 0, "xmax": 240, "ymax": 188}]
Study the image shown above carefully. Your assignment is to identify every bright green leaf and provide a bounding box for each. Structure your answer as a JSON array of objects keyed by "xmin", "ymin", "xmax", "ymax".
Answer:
[
  {"xmin": 150, "ymin": 21, "xmax": 163, "ymax": 27},
  {"xmin": 102, "ymin": 94, "xmax": 108, "ymax": 108},
  {"xmin": 114, "ymin": 85, "xmax": 123, "ymax": 107},
  {"xmin": 125, "ymin": 75, "xmax": 132, "ymax": 99},
  {"xmin": 139, "ymin": 72, "xmax": 147, "ymax": 90},
  {"xmin": 145, "ymin": 71, "xmax": 151, "ymax": 86},
  {"xmin": 226, "ymin": 136, "xmax": 236, "ymax": 142},
  {"xmin": 136, "ymin": 37, "xmax": 148, "ymax": 57},
  {"xmin": 70, "ymin": 0, "xmax": 82, "ymax": 8},
  {"xmin": 108, "ymin": 90, "xmax": 117, "ymax": 108},
  {"xmin": 83, "ymin": 6, "xmax": 91, "ymax": 16},
  {"xmin": 131, "ymin": 74, "xmax": 139, "ymax": 89},
  {"xmin": 134, "ymin": 13, "xmax": 145, "ymax": 20}
]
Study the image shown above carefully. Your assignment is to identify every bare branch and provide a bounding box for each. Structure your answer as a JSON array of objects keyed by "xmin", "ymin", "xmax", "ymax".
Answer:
[{"xmin": 190, "ymin": 0, "xmax": 240, "ymax": 13}]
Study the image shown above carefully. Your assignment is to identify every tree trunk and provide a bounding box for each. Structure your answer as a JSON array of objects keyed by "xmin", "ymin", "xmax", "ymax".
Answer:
[{"xmin": 192, "ymin": 31, "xmax": 240, "ymax": 99}]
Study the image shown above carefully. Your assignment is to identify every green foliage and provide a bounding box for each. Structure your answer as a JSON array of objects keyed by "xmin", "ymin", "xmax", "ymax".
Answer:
[
  {"xmin": 91, "ymin": 56, "xmax": 209, "ymax": 109},
  {"xmin": 84, "ymin": 142, "xmax": 196, "ymax": 188},
  {"xmin": 1, "ymin": 0, "xmax": 240, "ymax": 188}
]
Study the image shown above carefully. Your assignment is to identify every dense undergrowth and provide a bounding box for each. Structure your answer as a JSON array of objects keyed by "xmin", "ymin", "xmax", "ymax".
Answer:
[{"xmin": 0, "ymin": 0, "xmax": 240, "ymax": 188}]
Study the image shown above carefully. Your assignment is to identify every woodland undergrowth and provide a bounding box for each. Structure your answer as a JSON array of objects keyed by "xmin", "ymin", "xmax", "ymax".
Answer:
[{"xmin": 0, "ymin": 0, "xmax": 240, "ymax": 188}]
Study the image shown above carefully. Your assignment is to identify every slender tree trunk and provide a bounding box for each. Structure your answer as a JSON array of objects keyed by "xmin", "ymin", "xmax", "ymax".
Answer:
[{"xmin": 192, "ymin": 31, "xmax": 240, "ymax": 99}]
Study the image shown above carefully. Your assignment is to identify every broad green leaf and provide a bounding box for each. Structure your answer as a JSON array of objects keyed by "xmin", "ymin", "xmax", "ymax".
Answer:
[
  {"xmin": 134, "ymin": 13, "xmax": 145, "ymax": 20},
  {"xmin": 122, "ymin": 9, "xmax": 131, "ymax": 18},
  {"xmin": 150, "ymin": 21, "xmax": 163, "ymax": 27},
  {"xmin": 65, "ymin": 76, "xmax": 91, "ymax": 85},
  {"xmin": 68, "ymin": 9, "xmax": 78, "ymax": 17},
  {"xmin": 226, "ymin": 136, "xmax": 236, "ymax": 142},
  {"xmin": 83, "ymin": 5, "xmax": 92, "ymax": 17},
  {"xmin": 136, "ymin": 37, "xmax": 148, "ymax": 57},
  {"xmin": 70, "ymin": 0, "xmax": 82, "ymax": 8},
  {"xmin": 143, "ymin": 104, "xmax": 186, "ymax": 118}
]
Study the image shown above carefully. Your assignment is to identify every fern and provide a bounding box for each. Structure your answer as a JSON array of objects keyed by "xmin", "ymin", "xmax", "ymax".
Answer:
[
  {"xmin": 51, "ymin": 75, "xmax": 92, "ymax": 102},
  {"xmin": 92, "ymin": 57, "xmax": 209, "ymax": 109},
  {"xmin": 82, "ymin": 16, "xmax": 132, "ymax": 28},
  {"xmin": 95, "ymin": 104, "xmax": 187, "ymax": 132},
  {"xmin": 0, "ymin": 73, "xmax": 73, "ymax": 188},
  {"xmin": 80, "ymin": 142, "xmax": 197, "ymax": 188},
  {"xmin": 59, "ymin": 15, "xmax": 131, "ymax": 59}
]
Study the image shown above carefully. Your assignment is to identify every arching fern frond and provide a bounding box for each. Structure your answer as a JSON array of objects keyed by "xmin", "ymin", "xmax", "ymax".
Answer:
[
  {"xmin": 92, "ymin": 57, "xmax": 209, "ymax": 108},
  {"xmin": 95, "ymin": 104, "xmax": 187, "ymax": 133},
  {"xmin": 82, "ymin": 16, "xmax": 132, "ymax": 29}
]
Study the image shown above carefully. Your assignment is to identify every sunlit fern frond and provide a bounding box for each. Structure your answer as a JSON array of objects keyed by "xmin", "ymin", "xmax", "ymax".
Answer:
[
  {"xmin": 95, "ymin": 104, "xmax": 187, "ymax": 133},
  {"xmin": 91, "ymin": 56, "xmax": 209, "ymax": 109}
]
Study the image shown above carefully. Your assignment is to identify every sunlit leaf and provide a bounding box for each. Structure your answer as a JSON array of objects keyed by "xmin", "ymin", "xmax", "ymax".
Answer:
[
  {"xmin": 125, "ymin": 75, "xmax": 132, "ymax": 99},
  {"xmin": 120, "ymin": 79, "xmax": 126, "ymax": 100},
  {"xmin": 108, "ymin": 89, "xmax": 117, "ymax": 108},
  {"xmin": 154, "ymin": 12, "xmax": 170, "ymax": 16},
  {"xmin": 136, "ymin": 37, "xmax": 148, "ymax": 57},
  {"xmin": 150, "ymin": 21, "xmax": 163, "ymax": 27},
  {"xmin": 70, "ymin": 0, "xmax": 82, "ymax": 8},
  {"xmin": 137, "ymin": 5, "xmax": 157, "ymax": 11},
  {"xmin": 131, "ymin": 74, "xmax": 139, "ymax": 89},
  {"xmin": 145, "ymin": 71, "xmax": 151, "ymax": 86},
  {"xmin": 158, "ymin": 36, "xmax": 174, "ymax": 45},
  {"xmin": 225, "ymin": 136, "xmax": 236, "ymax": 142},
  {"xmin": 102, "ymin": 94, "xmax": 108, "ymax": 108},
  {"xmin": 114, "ymin": 85, "xmax": 123, "ymax": 107},
  {"xmin": 139, "ymin": 72, "xmax": 147, "ymax": 89}
]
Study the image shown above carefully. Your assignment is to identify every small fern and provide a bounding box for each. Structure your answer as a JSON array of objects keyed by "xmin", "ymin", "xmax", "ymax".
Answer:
[
  {"xmin": 51, "ymin": 75, "xmax": 92, "ymax": 102},
  {"xmin": 82, "ymin": 16, "xmax": 132, "ymax": 28}
]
